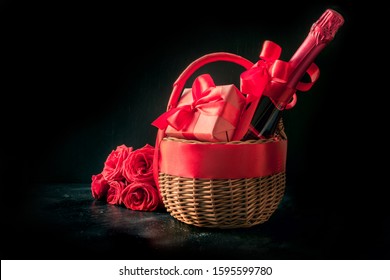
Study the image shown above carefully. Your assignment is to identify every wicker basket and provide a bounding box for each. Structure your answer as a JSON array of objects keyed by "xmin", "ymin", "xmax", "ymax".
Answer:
[
  {"xmin": 158, "ymin": 127, "xmax": 286, "ymax": 229},
  {"xmin": 153, "ymin": 52, "xmax": 288, "ymax": 228}
]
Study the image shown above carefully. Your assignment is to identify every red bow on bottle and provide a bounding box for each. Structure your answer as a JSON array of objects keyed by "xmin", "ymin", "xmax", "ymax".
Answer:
[{"xmin": 241, "ymin": 40, "xmax": 319, "ymax": 110}]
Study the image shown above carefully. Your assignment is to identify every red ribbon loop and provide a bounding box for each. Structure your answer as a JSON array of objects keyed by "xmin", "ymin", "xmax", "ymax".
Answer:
[
  {"xmin": 259, "ymin": 40, "xmax": 282, "ymax": 61},
  {"xmin": 192, "ymin": 73, "xmax": 215, "ymax": 99},
  {"xmin": 295, "ymin": 62, "xmax": 320, "ymax": 92}
]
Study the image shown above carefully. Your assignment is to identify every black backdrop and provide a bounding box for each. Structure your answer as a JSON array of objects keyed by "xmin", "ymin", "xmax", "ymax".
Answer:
[
  {"xmin": 2, "ymin": 1, "xmax": 355, "ymax": 184},
  {"xmin": 1, "ymin": 1, "xmax": 389, "ymax": 259}
]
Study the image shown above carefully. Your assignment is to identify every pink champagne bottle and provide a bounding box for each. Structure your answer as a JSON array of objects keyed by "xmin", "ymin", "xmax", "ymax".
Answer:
[{"xmin": 243, "ymin": 9, "xmax": 344, "ymax": 140}]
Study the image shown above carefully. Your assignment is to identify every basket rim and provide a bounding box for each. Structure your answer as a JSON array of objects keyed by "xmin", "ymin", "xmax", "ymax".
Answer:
[
  {"xmin": 162, "ymin": 119, "xmax": 287, "ymax": 145},
  {"xmin": 162, "ymin": 135, "xmax": 284, "ymax": 145}
]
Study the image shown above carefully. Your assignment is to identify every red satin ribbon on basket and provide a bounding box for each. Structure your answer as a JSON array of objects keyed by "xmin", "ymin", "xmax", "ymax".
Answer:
[{"xmin": 158, "ymin": 139, "xmax": 287, "ymax": 179}]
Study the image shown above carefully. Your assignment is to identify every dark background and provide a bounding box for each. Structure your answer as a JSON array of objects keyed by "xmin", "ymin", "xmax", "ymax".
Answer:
[{"xmin": 1, "ymin": 1, "xmax": 388, "ymax": 259}]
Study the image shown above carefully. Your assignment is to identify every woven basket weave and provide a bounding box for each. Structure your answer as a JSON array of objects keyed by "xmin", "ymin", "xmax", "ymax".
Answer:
[{"xmin": 158, "ymin": 126, "xmax": 287, "ymax": 229}]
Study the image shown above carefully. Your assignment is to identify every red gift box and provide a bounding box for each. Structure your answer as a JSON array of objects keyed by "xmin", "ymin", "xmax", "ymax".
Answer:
[{"xmin": 154, "ymin": 74, "xmax": 246, "ymax": 142}]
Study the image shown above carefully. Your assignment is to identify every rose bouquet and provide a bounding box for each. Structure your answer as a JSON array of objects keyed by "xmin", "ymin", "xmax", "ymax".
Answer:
[{"xmin": 91, "ymin": 144, "xmax": 163, "ymax": 211}]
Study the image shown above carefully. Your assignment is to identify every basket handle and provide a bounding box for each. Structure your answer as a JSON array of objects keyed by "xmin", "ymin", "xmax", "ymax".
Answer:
[{"xmin": 166, "ymin": 52, "xmax": 254, "ymax": 111}]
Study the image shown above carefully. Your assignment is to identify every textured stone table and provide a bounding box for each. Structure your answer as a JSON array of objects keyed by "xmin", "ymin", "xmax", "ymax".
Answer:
[{"xmin": 3, "ymin": 184, "xmax": 388, "ymax": 260}]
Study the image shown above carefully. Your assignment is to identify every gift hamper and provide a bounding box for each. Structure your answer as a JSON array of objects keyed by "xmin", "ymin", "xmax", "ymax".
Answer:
[{"xmin": 152, "ymin": 9, "xmax": 344, "ymax": 228}]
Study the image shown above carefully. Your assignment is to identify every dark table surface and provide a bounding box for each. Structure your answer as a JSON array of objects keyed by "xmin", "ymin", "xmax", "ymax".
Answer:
[{"xmin": 3, "ymin": 183, "xmax": 389, "ymax": 260}]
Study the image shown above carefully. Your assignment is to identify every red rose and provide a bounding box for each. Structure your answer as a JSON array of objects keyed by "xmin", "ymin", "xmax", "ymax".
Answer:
[
  {"xmin": 123, "ymin": 144, "xmax": 155, "ymax": 184},
  {"xmin": 91, "ymin": 173, "xmax": 109, "ymax": 200},
  {"xmin": 106, "ymin": 180, "xmax": 126, "ymax": 205},
  {"xmin": 121, "ymin": 181, "xmax": 161, "ymax": 211},
  {"xmin": 92, "ymin": 142, "xmax": 164, "ymax": 212},
  {"xmin": 101, "ymin": 144, "xmax": 133, "ymax": 181}
]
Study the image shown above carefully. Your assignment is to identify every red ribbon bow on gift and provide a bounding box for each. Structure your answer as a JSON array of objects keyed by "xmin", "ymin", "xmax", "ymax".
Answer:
[{"xmin": 152, "ymin": 74, "xmax": 228, "ymax": 131}]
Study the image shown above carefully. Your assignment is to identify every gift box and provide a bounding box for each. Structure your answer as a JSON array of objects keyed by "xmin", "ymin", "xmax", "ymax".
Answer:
[{"xmin": 163, "ymin": 74, "xmax": 247, "ymax": 142}]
